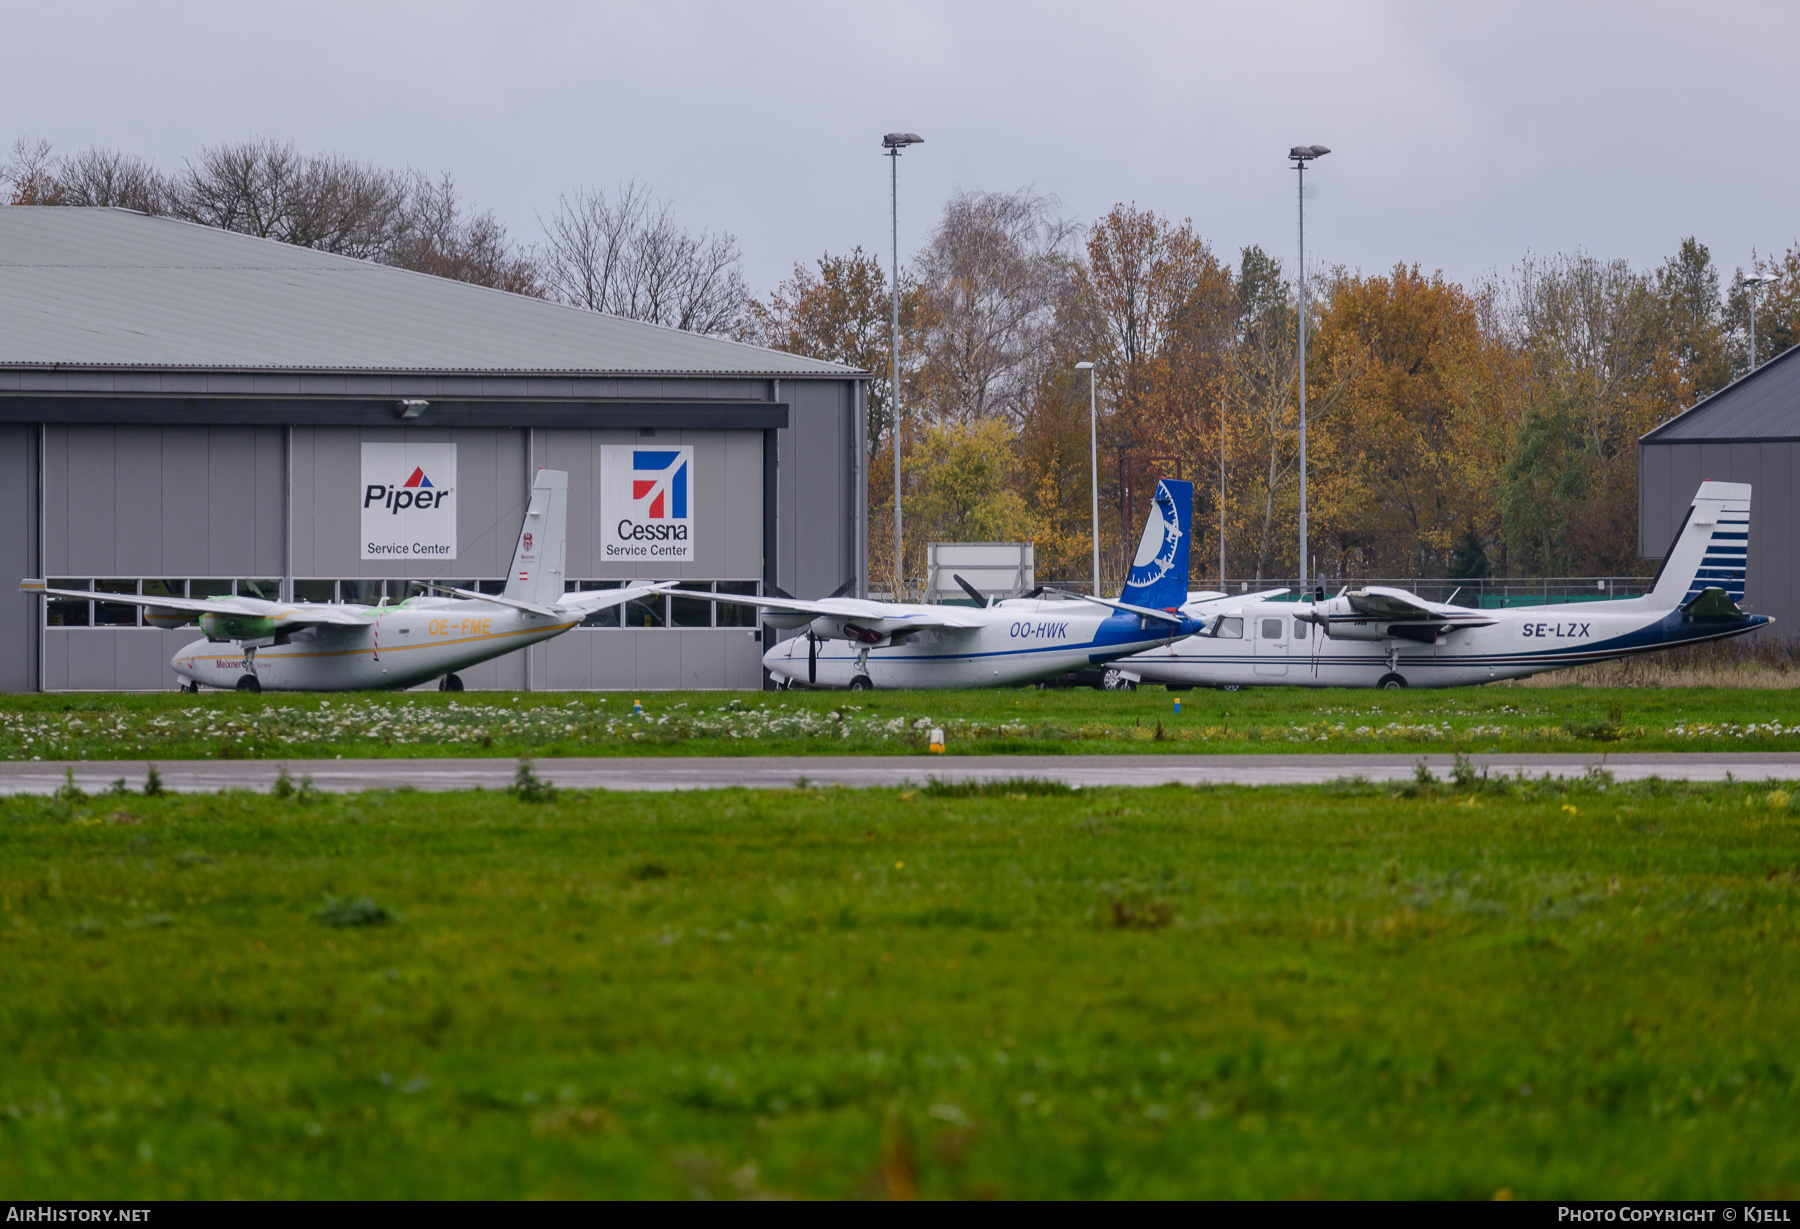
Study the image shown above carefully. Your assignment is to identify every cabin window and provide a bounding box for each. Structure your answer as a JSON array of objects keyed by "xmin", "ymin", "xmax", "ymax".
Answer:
[
  {"xmin": 1261, "ymin": 618, "xmax": 1283, "ymax": 640},
  {"xmin": 1293, "ymin": 619, "xmax": 1309, "ymax": 640},
  {"xmin": 1213, "ymin": 617, "xmax": 1243, "ymax": 639}
]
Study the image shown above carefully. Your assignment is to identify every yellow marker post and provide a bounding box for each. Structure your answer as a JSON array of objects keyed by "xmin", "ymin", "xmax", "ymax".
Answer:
[{"xmin": 928, "ymin": 727, "xmax": 945, "ymax": 754}]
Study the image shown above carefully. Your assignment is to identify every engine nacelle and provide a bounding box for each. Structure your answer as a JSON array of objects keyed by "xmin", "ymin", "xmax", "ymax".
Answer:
[
  {"xmin": 200, "ymin": 613, "xmax": 277, "ymax": 643},
  {"xmin": 144, "ymin": 607, "xmax": 195, "ymax": 630}
]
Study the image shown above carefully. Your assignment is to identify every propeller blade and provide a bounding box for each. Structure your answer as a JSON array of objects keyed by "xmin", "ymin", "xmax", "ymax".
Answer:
[
  {"xmin": 808, "ymin": 629, "xmax": 817, "ymax": 687},
  {"xmin": 953, "ymin": 573, "xmax": 988, "ymax": 607}
]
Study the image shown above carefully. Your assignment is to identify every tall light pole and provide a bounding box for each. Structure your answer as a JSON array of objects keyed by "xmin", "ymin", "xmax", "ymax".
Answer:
[
  {"xmin": 882, "ymin": 132, "xmax": 923, "ymax": 593},
  {"xmin": 1744, "ymin": 272, "xmax": 1775, "ymax": 374},
  {"xmin": 1076, "ymin": 361, "xmax": 1099, "ymax": 595},
  {"xmin": 1289, "ymin": 143, "xmax": 1329, "ymax": 597}
]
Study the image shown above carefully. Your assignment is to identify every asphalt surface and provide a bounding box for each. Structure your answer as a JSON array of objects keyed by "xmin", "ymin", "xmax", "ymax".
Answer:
[{"xmin": 4, "ymin": 752, "xmax": 1800, "ymax": 794}]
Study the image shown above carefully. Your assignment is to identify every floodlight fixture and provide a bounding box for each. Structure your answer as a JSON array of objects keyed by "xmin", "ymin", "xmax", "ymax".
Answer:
[
  {"xmin": 1743, "ymin": 272, "xmax": 1778, "ymax": 372},
  {"xmin": 884, "ymin": 131, "xmax": 924, "ymax": 590},
  {"xmin": 1074, "ymin": 361, "xmax": 1094, "ymax": 370},
  {"xmin": 396, "ymin": 399, "xmax": 429, "ymax": 419},
  {"xmin": 1289, "ymin": 144, "xmax": 1330, "ymax": 160}
]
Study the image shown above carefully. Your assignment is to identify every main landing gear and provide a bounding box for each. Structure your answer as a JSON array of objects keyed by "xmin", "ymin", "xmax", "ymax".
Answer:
[
  {"xmin": 1376, "ymin": 673, "xmax": 1408, "ymax": 690},
  {"xmin": 183, "ymin": 680, "xmax": 200, "ymax": 694},
  {"xmin": 848, "ymin": 674, "xmax": 874, "ymax": 692},
  {"xmin": 235, "ymin": 645, "xmax": 261, "ymax": 693},
  {"xmin": 1102, "ymin": 668, "xmax": 1137, "ymax": 692},
  {"xmin": 438, "ymin": 673, "xmax": 465, "ymax": 692}
]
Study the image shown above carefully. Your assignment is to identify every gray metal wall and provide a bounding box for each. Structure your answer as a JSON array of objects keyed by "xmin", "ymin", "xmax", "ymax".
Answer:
[
  {"xmin": 0, "ymin": 427, "xmax": 38, "ymax": 694},
  {"xmin": 8, "ymin": 378, "xmax": 864, "ymax": 691},
  {"xmin": 1640, "ymin": 441, "xmax": 1798, "ymax": 635}
]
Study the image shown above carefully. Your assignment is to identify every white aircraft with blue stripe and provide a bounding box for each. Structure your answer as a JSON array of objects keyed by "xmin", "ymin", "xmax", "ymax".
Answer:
[
  {"xmin": 1125, "ymin": 480, "xmax": 1771, "ymax": 690},
  {"xmin": 655, "ymin": 479, "xmax": 1235, "ymax": 690}
]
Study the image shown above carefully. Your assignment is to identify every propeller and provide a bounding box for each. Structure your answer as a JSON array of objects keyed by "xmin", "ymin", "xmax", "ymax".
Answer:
[
  {"xmin": 953, "ymin": 573, "xmax": 989, "ymax": 607},
  {"xmin": 808, "ymin": 627, "xmax": 817, "ymax": 687}
]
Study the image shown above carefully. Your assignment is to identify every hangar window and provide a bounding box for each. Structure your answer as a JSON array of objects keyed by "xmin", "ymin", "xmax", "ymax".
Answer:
[
  {"xmin": 670, "ymin": 582, "xmax": 715, "ymax": 627},
  {"xmin": 715, "ymin": 581, "xmax": 759, "ymax": 627},
  {"xmin": 294, "ymin": 579, "xmax": 336, "ymax": 603},
  {"xmin": 561, "ymin": 580, "xmax": 763, "ymax": 629},
  {"xmin": 94, "ymin": 580, "xmax": 139, "ymax": 626},
  {"xmin": 46, "ymin": 579, "xmax": 90, "ymax": 626}
]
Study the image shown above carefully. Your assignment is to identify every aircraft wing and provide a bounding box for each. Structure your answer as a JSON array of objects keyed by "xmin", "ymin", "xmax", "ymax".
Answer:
[
  {"xmin": 552, "ymin": 584, "xmax": 662, "ymax": 616},
  {"xmin": 644, "ymin": 586, "xmax": 988, "ymax": 631},
  {"xmin": 17, "ymin": 581, "xmax": 368, "ymax": 626},
  {"xmin": 1345, "ymin": 587, "xmax": 1439, "ymax": 620},
  {"xmin": 1040, "ymin": 588, "xmax": 1187, "ymax": 625}
]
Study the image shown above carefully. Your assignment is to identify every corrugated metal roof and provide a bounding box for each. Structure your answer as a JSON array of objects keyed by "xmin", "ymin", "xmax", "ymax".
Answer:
[
  {"xmin": 1642, "ymin": 337, "xmax": 1800, "ymax": 442},
  {"xmin": 0, "ymin": 206, "xmax": 856, "ymax": 377}
]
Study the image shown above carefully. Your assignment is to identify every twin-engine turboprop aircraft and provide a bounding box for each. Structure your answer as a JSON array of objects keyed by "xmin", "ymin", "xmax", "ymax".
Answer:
[
  {"xmin": 21, "ymin": 470, "xmax": 656, "ymax": 693},
  {"xmin": 651, "ymin": 478, "xmax": 1240, "ymax": 690},
  {"xmin": 1125, "ymin": 480, "xmax": 1772, "ymax": 690}
]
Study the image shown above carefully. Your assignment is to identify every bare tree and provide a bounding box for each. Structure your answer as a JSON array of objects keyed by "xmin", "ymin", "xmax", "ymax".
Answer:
[
  {"xmin": 541, "ymin": 182, "xmax": 747, "ymax": 334},
  {"xmin": 56, "ymin": 146, "xmax": 169, "ymax": 212},
  {"xmin": 2, "ymin": 137, "xmax": 61, "ymax": 204},
  {"xmin": 387, "ymin": 172, "xmax": 540, "ymax": 295},
  {"xmin": 909, "ymin": 187, "xmax": 1078, "ymax": 425},
  {"xmin": 168, "ymin": 138, "xmax": 408, "ymax": 259}
]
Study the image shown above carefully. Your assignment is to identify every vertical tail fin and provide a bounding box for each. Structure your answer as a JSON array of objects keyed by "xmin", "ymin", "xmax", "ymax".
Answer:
[
  {"xmin": 504, "ymin": 469, "xmax": 569, "ymax": 606},
  {"xmin": 1646, "ymin": 480, "xmax": 1751, "ymax": 608},
  {"xmin": 1120, "ymin": 478, "xmax": 1193, "ymax": 610}
]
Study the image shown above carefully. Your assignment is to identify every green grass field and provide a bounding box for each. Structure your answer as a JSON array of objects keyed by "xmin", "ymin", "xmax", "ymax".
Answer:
[
  {"xmin": 1, "ymin": 684, "xmax": 1796, "ymax": 761},
  {"xmin": 5, "ymin": 771, "xmax": 1800, "ymax": 1198}
]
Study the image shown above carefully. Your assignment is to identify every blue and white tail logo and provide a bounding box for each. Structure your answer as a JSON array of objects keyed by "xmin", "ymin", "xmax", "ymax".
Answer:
[
  {"xmin": 1120, "ymin": 478, "xmax": 1193, "ymax": 610},
  {"xmin": 1646, "ymin": 480, "xmax": 1752, "ymax": 609}
]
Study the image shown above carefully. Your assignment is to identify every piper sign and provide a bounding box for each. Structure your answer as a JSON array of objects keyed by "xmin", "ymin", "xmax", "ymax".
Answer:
[
  {"xmin": 360, "ymin": 442, "xmax": 458, "ymax": 560},
  {"xmin": 601, "ymin": 444, "xmax": 695, "ymax": 561}
]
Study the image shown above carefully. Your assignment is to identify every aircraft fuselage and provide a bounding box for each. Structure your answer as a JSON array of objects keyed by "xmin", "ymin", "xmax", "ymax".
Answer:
[
  {"xmin": 764, "ymin": 600, "xmax": 1195, "ymax": 689},
  {"xmin": 172, "ymin": 597, "xmax": 576, "ymax": 692},
  {"xmin": 1126, "ymin": 598, "xmax": 1769, "ymax": 689}
]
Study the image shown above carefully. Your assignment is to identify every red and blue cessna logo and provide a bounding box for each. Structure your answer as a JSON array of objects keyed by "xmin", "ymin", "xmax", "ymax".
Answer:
[
  {"xmin": 618, "ymin": 450, "xmax": 689, "ymax": 541},
  {"xmin": 365, "ymin": 466, "xmax": 451, "ymax": 513}
]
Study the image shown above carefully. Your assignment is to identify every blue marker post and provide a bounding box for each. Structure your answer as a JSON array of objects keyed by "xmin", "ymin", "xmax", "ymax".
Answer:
[{"xmin": 1173, "ymin": 698, "xmax": 1182, "ymax": 715}]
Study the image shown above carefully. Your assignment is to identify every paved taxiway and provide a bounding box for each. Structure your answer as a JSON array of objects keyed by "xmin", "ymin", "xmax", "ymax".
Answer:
[{"xmin": 2, "ymin": 752, "xmax": 1799, "ymax": 794}]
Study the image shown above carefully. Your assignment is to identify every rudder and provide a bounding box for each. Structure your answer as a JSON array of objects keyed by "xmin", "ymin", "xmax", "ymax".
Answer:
[
  {"xmin": 1646, "ymin": 480, "xmax": 1751, "ymax": 609},
  {"xmin": 1120, "ymin": 478, "xmax": 1193, "ymax": 610},
  {"xmin": 504, "ymin": 469, "xmax": 569, "ymax": 606}
]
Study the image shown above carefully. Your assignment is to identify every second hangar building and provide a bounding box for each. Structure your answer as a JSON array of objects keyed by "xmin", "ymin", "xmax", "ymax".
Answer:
[{"xmin": 0, "ymin": 207, "xmax": 868, "ymax": 692}]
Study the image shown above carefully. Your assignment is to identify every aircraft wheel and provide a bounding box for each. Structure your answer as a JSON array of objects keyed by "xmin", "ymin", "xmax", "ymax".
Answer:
[
  {"xmin": 235, "ymin": 675, "xmax": 262, "ymax": 695},
  {"xmin": 1217, "ymin": 683, "xmax": 1243, "ymax": 693},
  {"xmin": 182, "ymin": 680, "xmax": 200, "ymax": 694},
  {"xmin": 1376, "ymin": 672, "xmax": 1408, "ymax": 690},
  {"xmin": 439, "ymin": 673, "xmax": 465, "ymax": 692},
  {"xmin": 1101, "ymin": 668, "xmax": 1136, "ymax": 692},
  {"xmin": 848, "ymin": 674, "xmax": 874, "ymax": 692}
]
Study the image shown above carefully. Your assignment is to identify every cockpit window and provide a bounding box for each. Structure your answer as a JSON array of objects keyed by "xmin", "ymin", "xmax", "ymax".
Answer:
[{"xmin": 1213, "ymin": 616, "xmax": 1243, "ymax": 639}]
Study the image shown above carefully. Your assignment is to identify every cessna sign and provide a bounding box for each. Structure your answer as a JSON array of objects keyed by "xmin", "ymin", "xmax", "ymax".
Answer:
[
  {"xmin": 601, "ymin": 445, "xmax": 695, "ymax": 560},
  {"xmin": 361, "ymin": 442, "xmax": 458, "ymax": 560}
]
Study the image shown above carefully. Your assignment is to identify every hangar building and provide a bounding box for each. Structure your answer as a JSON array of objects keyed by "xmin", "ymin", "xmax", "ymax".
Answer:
[
  {"xmin": 0, "ymin": 207, "xmax": 867, "ymax": 692},
  {"xmin": 1640, "ymin": 341, "xmax": 1799, "ymax": 636}
]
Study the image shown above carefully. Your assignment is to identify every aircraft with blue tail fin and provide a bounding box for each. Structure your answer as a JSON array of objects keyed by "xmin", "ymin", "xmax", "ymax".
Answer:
[
  {"xmin": 1124, "ymin": 480, "xmax": 1772, "ymax": 690},
  {"xmin": 657, "ymin": 478, "xmax": 1250, "ymax": 690}
]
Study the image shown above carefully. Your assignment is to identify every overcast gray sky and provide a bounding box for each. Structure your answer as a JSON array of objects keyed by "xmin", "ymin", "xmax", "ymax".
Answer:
[{"xmin": 8, "ymin": 1, "xmax": 1795, "ymax": 295}]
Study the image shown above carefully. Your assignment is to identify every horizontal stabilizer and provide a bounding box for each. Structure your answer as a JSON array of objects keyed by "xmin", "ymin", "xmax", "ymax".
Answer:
[{"xmin": 1682, "ymin": 586, "xmax": 1745, "ymax": 621}]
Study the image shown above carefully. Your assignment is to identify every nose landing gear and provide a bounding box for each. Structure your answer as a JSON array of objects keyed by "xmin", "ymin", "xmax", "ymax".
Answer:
[{"xmin": 438, "ymin": 673, "xmax": 465, "ymax": 692}]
